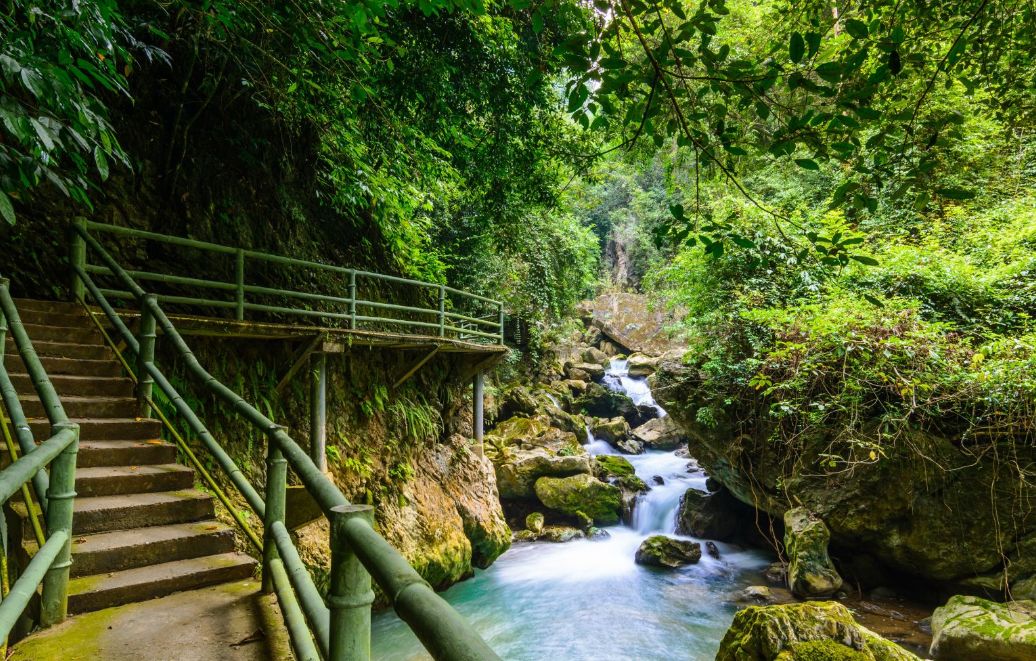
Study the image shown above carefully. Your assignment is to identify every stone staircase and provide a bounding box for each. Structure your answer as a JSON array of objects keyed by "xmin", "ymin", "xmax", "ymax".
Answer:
[{"xmin": 4, "ymin": 298, "xmax": 256, "ymax": 614}]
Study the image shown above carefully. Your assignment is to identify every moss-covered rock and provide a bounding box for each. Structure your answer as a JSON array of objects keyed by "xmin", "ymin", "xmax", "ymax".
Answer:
[
  {"xmin": 540, "ymin": 525, "xmax": 585, "ymax": 543},
  {"xmin": 716, "ymin": 601, "xmax": 919, "ymax": 661},
  {"xmin": 533, "ymin": 473, "xmax": 622, "ymax": 524},
  {"xmin": 784, "ymin": 508, "xmax": 843, "ymax": 599},
  {"xmin": 525, "ymin": 511, "xmax": 545, "ymax": 535},
  {"xmin": 675, "ymin": 487, "xmax": 741, "ymax": 541},
  {"xmin": 634, "ymin": 535, "xmax": 701, "ymax": 568},
  {"xmin": 929, "ymin": 595, "xmax": 1036, "ymax": 660},
  {"xmin": 594, "ymin": 454, "xmax": 648, "ymax": 492},
  {"xmin": 487, "ymin": 414, "xmax": 591, "ymax": 499},
  {"xmin": 496, "ymin": 453, "xmax": 591, "ymax": 499},
  {"xmin": 576, "ymin": 383, "xmax": 638, "ymax": 420},
  {"xmin": 497, "ymin": 385, "xmax": 540, "ymax": 422},
  {"xmin": 591, "ymin": 417, "xmax": 631, "ymax": 444}
]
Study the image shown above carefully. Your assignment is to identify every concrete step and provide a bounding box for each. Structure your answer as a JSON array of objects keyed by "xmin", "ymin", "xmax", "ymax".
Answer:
[
  {"xmin": 71, "ymin": 490, "xmax": 215, "ymax": 535},
  {"xmin": 5, "ymin": 354, "xmax": 121, "ymax": 377},
  {"xmin": 20, "ymin": 395, "xmax": 137, "ymax": 419},
  {"xmin": 11, "ymin": 308, "xmax": 89, "ymax": 328},
  {"xmin": 29, "ymin": 417, "xmax": 162, "ymax": 441},
  {"xmin": 16, "ymin": 323, "xmax": 102, "ymax": 345},
  {"xmin": 9, "ymin": 373, "xmax": 133, "ymax": 398},
  {"xmin": 68, "ymin": 521, "xmax": 237, "ymax": 578},
  {"xmin": 76, "ymin": 439, "xmax": 178, "ymax": 468},
  {"xmin": 76, "ymin": 464, "xmax": 195, "ymax": 497},
  {"xmin": 11, "ymin": 298, "xmax": 83, "ymax": 315},
  {"xmin": 4, "ymin": 337, "xmax": 112, "ymax": 360},
  {"xmin": 68, "ymin": 552, "xmax": 257, "ymax": 614}
]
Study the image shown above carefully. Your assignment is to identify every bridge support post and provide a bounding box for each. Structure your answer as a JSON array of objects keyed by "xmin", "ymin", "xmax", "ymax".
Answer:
[
  {"xmin": 262, "ymin": 444, "xmax": 287, "ymax": 594},
  {"xmin": 473, "ymin": 371, "xmax": 484, "ymax": 455},
  {"xmin": 40, "ymin": 423, "xmax": 78, "ymax": 627},
  {"xmin": 310, "ymin": 353, "xmax": 327, "ymax": 472},
  {"xmin": 136, "ymin": 294, "xmax": 157, "ymax": 418},
  {"xmin": 329, "ymin": 504, "xmax": 375, "ymax": 661}
]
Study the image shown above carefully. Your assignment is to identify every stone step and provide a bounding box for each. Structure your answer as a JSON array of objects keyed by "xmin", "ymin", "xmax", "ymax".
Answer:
[
  {"xmin": 5, "ymin": 354, "xmax": 121, "ymax": 377},
  {"xmin": 9, "ymin": 373, "xmax": 133, "ymax": 398},
  {"xmin": 68, "ymin": 552, "xmax": 257, "ymax": 614},
  {"xmin": 28, "ymin": 417, "xmax": 162, "ymax": 441},
  {"xmin": 70, "ymin": 490, "xmax": 215, "ymax": 535},
  {"xmin": 4, "ymin": 337, "xmax": 112, "ymax": 360},
  {"xmin": 16, "ymin": 322, "xmax": 101, "ymax": 346},
  {"xmin": 11, "ymin": 298, "xmax": 83, "ymax": 315},
  {"xmin": 20, "ymin": 395, "xmax": 137, "ymax": 419},
  {"xmin": 67, "ymin": 521, "xmax": 237, "ymax": 578},
  {"xmin": 76, "ymin": 464, "xmax": 196, "ymax": 498},
  {"xmin": 76, "ymin": 439, "xmax": 178, "ymax": 468},
  {"xmin": 10, "ymin": 308, "xmax": 89, "ymax": 328}
]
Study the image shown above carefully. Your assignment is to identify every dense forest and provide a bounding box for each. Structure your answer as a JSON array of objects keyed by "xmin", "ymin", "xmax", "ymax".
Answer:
[{"xmin": 2, "ymin": 0, "xmax": 1036, "ymax": 659}]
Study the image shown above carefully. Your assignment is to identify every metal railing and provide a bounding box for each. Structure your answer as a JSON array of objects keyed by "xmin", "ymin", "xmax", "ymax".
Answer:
[
  {"xmin": 73, "ymin": 219, "xmax": 505, "ymax": 344},
  {"xmin": 72, "ymin": 226, "xmax": 499, "ymax": 660},
  {"xmin": 0, "ymin": 279, "xmax": 78, "ymax": 642}
]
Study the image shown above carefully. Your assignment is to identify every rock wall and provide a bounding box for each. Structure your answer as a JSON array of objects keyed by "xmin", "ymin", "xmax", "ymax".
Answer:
[{"xmin": 652, "ymin": 353, "xmax": 1036, "ymax": 593}]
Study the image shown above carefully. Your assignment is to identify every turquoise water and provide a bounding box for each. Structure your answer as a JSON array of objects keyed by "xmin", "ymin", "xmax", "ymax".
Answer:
[{"xmin": 371, "ymin": 362, "xmax": 773, "ymax": 660}]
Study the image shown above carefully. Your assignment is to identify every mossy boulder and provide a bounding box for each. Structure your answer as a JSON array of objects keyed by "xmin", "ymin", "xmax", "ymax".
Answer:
[
  {"xmin": 929, "ymin": 595, "xmax": 1036, "ymax": 660},
  {"xmin": 591, "ymin": 417, "xmax": 631, "ymax": 444},
  {"xmin": 497, "ymin": 385, "xmax": 539, "ymax": 422},
  {"xmin": 716, "ymin": 601, "xmax": 919, "ymax": 661},
  {"xmin": 675, "ymin": 487, "xmax": 740, "ymax": 541},
  {"xmin": 540, "ymin": 525, "xmax": 585, "ymax": 543},
  {"xmin": 576, "ymin": 383, "xmax": 638, "ymax": 420},
  {"xmin": 525, "ymin": 512, "xmax": 545, "ymax": 535},
  {"xmin": 594, "ymin": 454, "xmax": 648, "ymax": 492},
  {"xmin": 496, "ymin": 453, "xmax": 591, "ymax": 499},
  {"xmin": 533, "ymin": 473, "xmax": 622, "ymax": 524},
  {"xmin": 487, "ymin": 415, "xmax": 591, "ymax": 499},
  {"xmin": 784, "ymin": 508, "xmax": 843, "ymax": 599},
  {"xmin": 631, "ymin": 416, "xmax": 686, "ymax": 450},
  {"xmin": 634, "ymin": 535, "xmax": 701, "ymax": 568}
]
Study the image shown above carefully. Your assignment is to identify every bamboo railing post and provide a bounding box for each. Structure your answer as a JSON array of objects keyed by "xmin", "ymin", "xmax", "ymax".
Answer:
[
  {"xmin": 348, "ymin": 271, "xmax": 357, "ymax": 330},
  {"xmin": 136, "ymin": 294, "xmax": 157, "ymax": 418},
  {"xmin": 262, "ymin": 444, "xmax": 287, "ymax": 594},
  {"xmin": 438, "ymin": 286, "xmax": 446, "ymax": 337},
  {"xmin": 235, "ymin": 249, "xmax": 245, "ymax": 321},
  {"xmin": 498, "ymin": 302, "xmax": 505, "ymax": 345},
  {"xmin": 39, "ymin": 422, "xmax": 78, "ymax": 627},
  {"xmin": 328, "ymin": 505, "xmax": 375, "ymax": 661},
  {"xmin": 70, "ymin": 217, "xmax": 87, "ymax": 301}
]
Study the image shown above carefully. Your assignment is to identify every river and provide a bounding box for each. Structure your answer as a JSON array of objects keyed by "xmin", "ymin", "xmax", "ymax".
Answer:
[{"xmin": 371, "ymin": 359, "xmax": 774, "ymax": 660}]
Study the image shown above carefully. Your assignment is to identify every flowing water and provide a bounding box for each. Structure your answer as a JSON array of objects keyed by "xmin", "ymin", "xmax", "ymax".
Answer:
[{"xmin": 371, "ymin": 359, "xmax": 773, "ymax": 660}]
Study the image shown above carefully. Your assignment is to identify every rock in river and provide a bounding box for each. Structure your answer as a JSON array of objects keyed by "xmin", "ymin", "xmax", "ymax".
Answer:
[
  {"xmin": 631, "ymin": 416, "xmax": 686, "ymax": 450},
  {"xmin": 784, "ymin": 507, "xmax": 843, "ymax": 599},
  {"xmin": 634, "ymin": 535, "xmax": 702, "ymax": 568},
  {"xmin": 929, "ymin": 595, "xmax": 1036, "ymax": 661},
  {"xmin": 716, "ymin": 601, "xmax": 919, "ymax": 661},
  {"xmin": 533, "ymin": 473, "xmax": 622, "ymax": 525}
]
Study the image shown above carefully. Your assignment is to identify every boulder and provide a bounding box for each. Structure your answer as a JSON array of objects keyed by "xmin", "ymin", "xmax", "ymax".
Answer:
[
  {"xmin": 784, "ymin": 508, "xmax": 843, "ymax": 599},
  {"xmin": 734, "ymin": 586, "xmax": 781, "ymax": 606},
  {"xmin": 630, "ymin": 403, "xmax": 660, "ymax": 427},
  {"xmin": 599, "ymin": 339, "xmax": 625, "ymax": 356},
  {"xmin": 533, "ymin": 473, "xmax": 622, "ymax": 525},
  {"xmin": 929, "ymin": 595, "xmax": 1036, "ymax": 661},
  {"xmin": 565, "ymin": 361, "xmax": 606, "ymax": 381},
  {"xmin": 496, "ymin": 452, "xmax": 591, "ymax": 499},
  {"xmin": 615, "ymin": 437, "xmax": 645, "ymax": 455},
  {"xmin": 716, "ymin": 601, "xmax": 919, "ymax": 661},
  {"xmin": 540, "ymin": 526, "xmax": 585, "ymax": 543},
  {"xmin": 594, "ymin": 455, "xmax": 648, "ymax": 492},
  {"xmin": 634, "ymin": 535, "xmax": 702, "ymax": 568},
  {"xmin": 632, "ymin": 416, "xmax": 686, "ymax": 450},
  {"xmin": 497, "ymin": 386, "xmax": 539, "ymax": 422},
  {"xmin": 525, "ymin": 512, "xmax": 544, "ymax": 535},
  {"xmin": 487, "ymin": 415, "xmax": 591, "ymax": 499},
  {"xmin": 675, "ymin": 486, "xmax": 747, "ymax": 541},
  {"xmin": 764, "ymin": 562, "xmax": 789, "ymax": 586},
  {"xmin": 575, "ymin": 383, "xmax": 638, "ymax": 420},
  {"xmin": 581, "ymin": 346, "xmax": 611, "ymax": 366},
  {"xmin": 587, "ymin": 292, "xmax": 678, "ymax": 355},
  {"xmin": 626, "ymin": 353, "xmax": 659, "ymax": 377},
  {"xmin": 561, "ymin": 379, "xmax": 588, "ymax": 395},
  {"xmin": 590, "ymin": 417, "xmax": 632, "ymax": 444}
]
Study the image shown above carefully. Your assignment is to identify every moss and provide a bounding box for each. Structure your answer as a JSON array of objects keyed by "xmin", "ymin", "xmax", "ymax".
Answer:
[
  {"xmin": 778, "ymin": 640, "xmax": 871, "ymax": 661},
  {"xmin": 10, "ymin": 608, "xmax": 114, "ymax": 660},
  {"xmin": 533, "ymin": 473, "xmax": 622, "ymax": 524}
]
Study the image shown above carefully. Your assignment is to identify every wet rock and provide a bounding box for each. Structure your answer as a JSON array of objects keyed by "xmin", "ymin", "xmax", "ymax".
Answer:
[
  {"xmin": 734, "ymin": 586, "xmax": 780, "ymax": 605},
  {"xmin": 930, "ymin": 595, "xmax": 1036, "ymax": 661},
  {"xmin": 764, "ymin": 562, "xmax": 788, "ymax": 586},
  {"xmin": 590, "ymin": 417, "xmax": 631, "ymax": 444},
  {"xmin": 587, "ymin": 527, "xmax": 610, "ymax": 541},
  {"xmin": 634, "ymin": 535, "xmax": 702, "ymax": 568},
  {"xmin": 487, "ymin": 416, "xmax": 591, "ymax": 499},
  {"xmin": 495, "ymin": 452, "xmax": 590, "ymax": 499},
  {"xmin": 540, "ymin": 526, "xmax": 585, "ymax": 543},
  {"xmin": 630, "ymin": 403, "xmax": 660, "ymax": 427},
  {"xmin": 716, "ymin": 601, "xmax": 919, "ymax": 661},
  {"xmin": 615, "ymin": 437, "xmax": 644, "ymax": 455},
  {"xmin": 706, "ymin": 541, "xmax": 720, "ymax": 559},
  {"xmin": 565, "ymin": 361, "xmax": 606, "ymax": 381},
  {"xmin": 652, "ymin": 475, "xmax": 665, "ymax": 485},
  {"xmin": 675, "ymin": 487, "xmax": 741, "ymax": 541},
  {"xmin": 594, "ymin": 455, "xmax": 648, "ymax": 492},
  {"xmin": 575, "ymin": 383, "xmax": 638, "ymax": 421},
  {"xmin": 626, "ymin": 353, "xmax": 659, "ymax": 377},
  {"xmin": 513, "ymin": 529, "xmax": 538, "ymax": 542},
  {"xmin": 784, "ymin": 507, "xmax": 843, "ymax": 599},
  {"xmin": 525, "ymin": 512, "xmax": 545, "ymax": 535},
  {"xmin": 497, "ymin": 385, "xmax": 539, "ymax": 422},
  {"xmin": 533, "ymin": 473, "xmax": 622, "ymax": 525},
  {"xmin": 631, "ymin": 416, "xmax": 687, "ymax": 450}
]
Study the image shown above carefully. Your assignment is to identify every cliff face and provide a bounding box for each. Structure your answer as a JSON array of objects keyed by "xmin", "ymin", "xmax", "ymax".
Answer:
[
  {"xmin": 162, "ymin": 336, "xmax": 510, "ymax": 594},
  {"xmin": 652, "ymin": 353, "xmax": 1036, "ymax": 593}
]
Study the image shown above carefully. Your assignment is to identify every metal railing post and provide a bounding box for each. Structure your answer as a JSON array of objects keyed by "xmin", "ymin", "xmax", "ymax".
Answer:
[
  {"xmin": 40, "ymin": 422, "xmax": 78, "ymax": 627},
  {"xmin": 310, "ymin": 353, "xmax": 327, "ymax": 472},
  {"xmin": 70, "ymin": 217, "xmax": 87, "ymax": 301},
  {"xmin": 438, "ymin": 286, "xmax": 446, "ymax": 337},
  {"xmin": 498, "ymin": 302, "xmax": 505, "ymax": 345},
  {"xmin": 235, "ymin": 249, "xmax": 245, "ymax": 321},
  {"xmin": 348, "ymin": 271, "xmax": 357, "ymax": 330},
  {"xmin": 329, "ymin": 505, "xmax": 375, "ymax": 661},
  {"xmin": 262, "ymin": 444, "xmax": 287, "ymax": 594},
  {"xmin": 136, "ymin": 295, "xmax": 157, "ymax": 419}
]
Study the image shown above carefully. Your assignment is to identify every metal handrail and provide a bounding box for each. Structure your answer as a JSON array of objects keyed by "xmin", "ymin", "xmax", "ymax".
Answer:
[
  {"xmin": 0, "ymin": 279, "xmax": 78, "ymax": 636},
  {"xmin": 73, "ymin": 231, "xmax": 499, "ymax": 659},
  {"xmin": 74, "ymin": 219, "xmax": 506, "ymax": 344}
]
